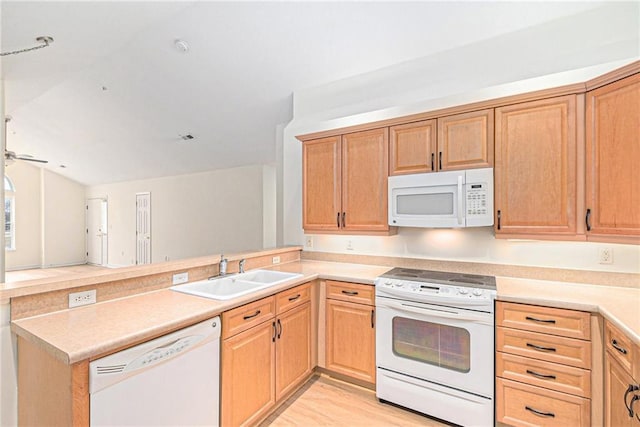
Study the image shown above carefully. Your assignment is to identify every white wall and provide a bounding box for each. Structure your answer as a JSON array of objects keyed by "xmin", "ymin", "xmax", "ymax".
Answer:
[
  {"xmin": 4, "ymin": 163, "xmax": 86, "ymax": 270},
  {"xmin": 283, "ymin": 3, "xmax": 640, "ymax": 275},
  {"xmin": 41, "ymin": 169, "xmax": 87, "ymax": 267},
  {"xmin": 86, "ymin": 165, "xmax": 269, "ymax": 266}
]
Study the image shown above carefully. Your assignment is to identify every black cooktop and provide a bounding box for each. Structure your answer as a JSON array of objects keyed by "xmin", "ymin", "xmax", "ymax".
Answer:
[{"xmin": 379, "ymin": 267, "xmax": 496, "ymax": 290}]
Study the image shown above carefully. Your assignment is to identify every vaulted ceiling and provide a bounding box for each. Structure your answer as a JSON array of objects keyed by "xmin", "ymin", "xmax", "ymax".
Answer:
[{"xmin": 1, "ymin": 2, "xmax": 611, "ymax": 185}]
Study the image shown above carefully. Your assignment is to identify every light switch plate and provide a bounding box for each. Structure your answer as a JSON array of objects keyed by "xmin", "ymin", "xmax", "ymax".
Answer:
[{"xmin": 173, "ymin": 272, "xmax": 189, "ymax": 285}]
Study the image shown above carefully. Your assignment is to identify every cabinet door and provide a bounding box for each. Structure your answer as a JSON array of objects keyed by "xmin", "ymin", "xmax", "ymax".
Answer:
[
  {"xmin": 302, "ymin": 136, "xmax": 342, "ymax": 231},
  {"xmin": 495, "ymin": 95, "xmax": 577, "ymax": 236},
  {"xmin": 389, "ymin": 120, "xmax": 436, "ymax": 175},
  {"xmin": 222, "ymin": 321, "xmax": 276, "ymax": 427},
  {"xmin": 275, "ymin": 302, "xmax": 312, "ymax": 401},
  {"xmin": 437, "ymin": 109, "xmax": 494, "ymax": 171},
  {"xmin": 586, "ymin": 73, "xmax": 640, "ymax": 241},
  {"xmin": 605, "ymin": 353, "xmax": 639, "ymax": 427},
  {"xmin": 342, "ymin": 128, "xmax": 389, "ymax": 231},
  {"xmin": 325, "ymin": 298, "xmax": 375, "ymax": 383}
]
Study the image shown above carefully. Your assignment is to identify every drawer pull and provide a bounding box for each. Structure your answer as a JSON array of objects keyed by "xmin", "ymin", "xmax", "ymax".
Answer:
[
  {"xmin": 243, "ymin": 310, "xmax": 261, "ymax": 320},
  {"xmin": 288, "ymin": 294, "xmax": 301, "ymax": 302},
  {"xmin": 526, "ymin": 369, "xmax": 557, "ymax": 380},
  {"xmin": 526, "ymin": 342, "xmax": 557, "ymax": 352},
  {"xmin": 525, "ymin": 406, "xmax": 555, "ymax": 418},
  {"xmin": 624, "ymin": 384, "xmax": 640, "ymax": 417},
  {"xmin": 342, "ymin": 290, "xmax": 359, "ymax": 296},
  {"xmin": 525, "ymin": 316, "xmax": 556, "ymax": 324},
  {"xmin": 611, "ymin": 339, "xmax": 628, "ymax": 355}
]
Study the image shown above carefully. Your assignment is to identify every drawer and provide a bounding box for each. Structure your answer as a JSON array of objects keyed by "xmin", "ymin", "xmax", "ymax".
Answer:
[
  {"xmin": 497, "ymin": 351, "xmax": 591, "ymax": 398},
  {"xmin": 276, "ymin": 282, "xmax": 311, "ymax": 315},
  {"xmin": 326, "ymin": 280, "xmax": 374, "ymax": 306},
  {"xmin": 222, "ymin": 296, "xmax": 276, "ymax": 339},
  {"xmin": 496, "ymin": 301, "xmax": 590, "ymax": 340},
  {"xmin": 496, "ymin": 378, "xmax": 590, "ymax": 427},
  {"xmin": 497, "ymin": 326, "xmax": 591, "ymax": 369},
  {"xmin": 605, "ymin": 320, "xmax": 638, "ymax": 379}
]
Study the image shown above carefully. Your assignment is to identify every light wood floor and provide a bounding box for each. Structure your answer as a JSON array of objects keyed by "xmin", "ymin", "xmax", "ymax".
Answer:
[
  {"xmin": 4, "ymin": 264, "xmax": 110, "ymax": 283},
  {"xmin": 260, "ymin": 375, "xmax": 452, "ymax": 427}
]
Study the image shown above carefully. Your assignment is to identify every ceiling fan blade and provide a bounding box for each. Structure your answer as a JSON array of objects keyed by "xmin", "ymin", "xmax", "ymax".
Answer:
[{"xmin": 16, "ymin": 156, "xmax": 48, "ymax": 164}]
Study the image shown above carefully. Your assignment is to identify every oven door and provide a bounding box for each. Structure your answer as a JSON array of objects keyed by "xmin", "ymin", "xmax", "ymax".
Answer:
[{"xmin": 376, "ymin": 296, "xmax": 494, "ymax": 398}]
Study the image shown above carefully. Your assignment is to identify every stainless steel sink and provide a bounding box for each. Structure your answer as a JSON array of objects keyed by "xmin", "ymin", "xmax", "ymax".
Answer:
[{"xmin": 170, "ymin": 270, "xmax": 303, "ymax": 301}]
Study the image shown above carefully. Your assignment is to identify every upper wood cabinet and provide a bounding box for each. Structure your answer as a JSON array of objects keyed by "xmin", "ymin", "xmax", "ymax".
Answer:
[
  {"xmin": 437, "ymin": 109, "xmax": 494, "ymax": 171},
  {"xmin": 302, "ymin": 136, "xmax": 342, "ymax": 231},
  {"xmin": 389, "ymin": 109, "xmax": 493, "ymax": 175},
  {"xmin": 494, "ymin": 95, "xmax": 578, "ymax": 237},
  {"xmin": 303, "ymin": 128, "xmax": 390, "ymax": 234},
  {"xmin": 586, "ymin": 73, "xmax": 640, "ymax": 243},
  {"xmin": 389, "ymin": 120, "xmax": 436, "ymax": 175}
]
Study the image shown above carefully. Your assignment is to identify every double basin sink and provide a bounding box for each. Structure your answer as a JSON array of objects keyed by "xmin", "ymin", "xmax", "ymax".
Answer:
[{"xmin": 170, "ymin": 270, "xmax": 303, "ymax": 301}]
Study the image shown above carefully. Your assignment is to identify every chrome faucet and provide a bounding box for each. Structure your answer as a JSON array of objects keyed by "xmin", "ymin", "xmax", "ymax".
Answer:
[
  {"xmin": 219, "ymin": 254, "xmax": 228, "ymax": 276},
  {"xmin": 239, "ymin": 258, "xmax": 246, "ymax": 274}
]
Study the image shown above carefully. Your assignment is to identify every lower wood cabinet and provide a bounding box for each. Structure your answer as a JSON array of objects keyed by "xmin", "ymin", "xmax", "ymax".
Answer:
[
  {"xmin": 221, "ymin": 283, "xmax": 312, "ymax": 427},
  {"xmin": 496, "ymin": 301, "xmax": 593, "ymax": 427},
  {"xmin": 604, "ymin": 321, "xmax": 640, "ymax": 427},
  {"xmin": 325, "ymin": 281, "xmax": 375, "ymax": 384}
]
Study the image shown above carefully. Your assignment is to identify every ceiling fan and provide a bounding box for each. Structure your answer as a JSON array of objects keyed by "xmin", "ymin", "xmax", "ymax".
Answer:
[{"xmin": 4, "ymin": 116, "xmax": 48, "ymax": 165}]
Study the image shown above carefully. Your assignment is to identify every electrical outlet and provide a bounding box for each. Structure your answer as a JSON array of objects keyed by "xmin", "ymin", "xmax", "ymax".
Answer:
[
  {"xmin": 599, "ymin": 247, "xmax": 613, "ymax": 264},
  {"xmin": 272, "ymin": 256, "xmax": 281, "ymax": 264},
  {"xmin": 69, "ymin": 290, "xmax": 97, "ymax": 308},
  {"xmin": 172, "ymin": 272, "xmax": 189, "ymax": 285},
  {"xmin": 305, "ymin": 236, "xmax": 313, "ymax": 249}
]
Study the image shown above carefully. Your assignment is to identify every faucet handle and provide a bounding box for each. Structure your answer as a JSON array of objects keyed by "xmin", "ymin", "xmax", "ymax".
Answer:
[{"xmin": 239, "ymin": 258, "xmax": 246, "ymax": 273}]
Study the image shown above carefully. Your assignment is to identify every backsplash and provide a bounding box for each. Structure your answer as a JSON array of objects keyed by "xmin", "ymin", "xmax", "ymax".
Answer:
[{"xmin": 303, "ymin": 227, "xmax": 640, "ymax": 275}]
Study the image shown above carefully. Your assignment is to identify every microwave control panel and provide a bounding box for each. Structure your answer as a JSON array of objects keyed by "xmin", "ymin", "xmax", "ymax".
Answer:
[{"xmin": 465, "ymin": 183, "xmax": 488, "ymax": 217}]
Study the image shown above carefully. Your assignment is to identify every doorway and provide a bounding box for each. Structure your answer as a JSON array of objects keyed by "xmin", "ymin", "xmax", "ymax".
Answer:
[
  {"xmin": 136, "ymin": 192, "xmax": 151, "ymax": 265},
  {"xmin": 86, "ymin": 198, "xmax": 108, "ymax": 266}
]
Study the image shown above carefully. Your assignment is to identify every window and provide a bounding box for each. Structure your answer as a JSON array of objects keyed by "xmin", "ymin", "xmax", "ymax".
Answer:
[{"xmin": 4, "ymin": 175, "xmax": 15, "ymax": 250}]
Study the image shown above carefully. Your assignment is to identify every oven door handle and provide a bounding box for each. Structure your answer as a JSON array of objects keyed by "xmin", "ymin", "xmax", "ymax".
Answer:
[{"xmin": 382, "ymin": 300, "xmax": 492, "ymax": 324}]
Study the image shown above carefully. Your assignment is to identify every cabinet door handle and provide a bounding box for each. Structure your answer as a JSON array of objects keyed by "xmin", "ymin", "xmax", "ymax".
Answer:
[
  {"xmin": 497, "ymin": 210, "xmax": 501, "ymax": 230},
  {"xmin": 526, "ymin": 369, "xmax": 556, "ymax": 380},
  {"xmin": 342, "ymin": 290, "xmax": 359, "ymax": 296},
  {"xmin": 243, "ymin": 310, "xmax": 261, "ymax": 320},
  {"xmin": 277, "ymin": 319, "xmax": 282, "ymax": 339},
  {"xmin": 431, "ymin": 153, "xmax": 435, "ymax": 171},
  {"xmin": 371, "ymin": 309, "xmax": 375, "ymax": 329},
  {"xmin": 612, "ymin": 339, "xmax": 628, "ymax": 355},
  {"xmin": 525, "ymin": 406, "xmax": 555, "ymax": 418},
  {"xmin": 624, "ymin": 384, "xmax": 640, "ymax": 417},
  {"xmin": 272, "ymin": 321, "xmax": 276, "ymax": 342},
  {"xmin": 288, "ymin": 294, "xmax": 301, "ymax": 302},
  {"xmin": 439, "ymin": 151, "xmax": 443, "ymax": 170},
  {"xmin": 526, "ymin": 342, "xmax": 556, "ymax": 352},
  {"xmin": 586, "ymin": 208, "xmax": 592, "ymax": 231},
  {"xmin": 337, "ymin": 212, "xmax": 340, "ymax": 228},
  {"xmin": 525, "ymin": 316, "xmax": 556, "ymax": 324},
  {"xmin": 341, "ymin": 212, "xmax": 346, "ymax": 228}
]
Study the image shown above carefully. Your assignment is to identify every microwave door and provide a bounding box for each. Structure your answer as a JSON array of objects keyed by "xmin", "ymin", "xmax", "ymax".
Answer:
[{"xmin": 391, "ymin": 183, "xmax": 463, "ymax": 228}]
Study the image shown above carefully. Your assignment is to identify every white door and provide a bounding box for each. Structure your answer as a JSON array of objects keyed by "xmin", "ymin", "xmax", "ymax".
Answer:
[
  {"xmin": 136, "ymin": 193, "xmax": 151, "ymax": 265},
  {"xmin": 86, "ymin": 198, "xmax": 108, "ymax": 265}
]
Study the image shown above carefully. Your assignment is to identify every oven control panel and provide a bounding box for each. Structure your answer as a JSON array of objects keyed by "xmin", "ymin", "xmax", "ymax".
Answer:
[{"xmin": 376, "ymin": 279, "xmax": 496, "ymax": 302}]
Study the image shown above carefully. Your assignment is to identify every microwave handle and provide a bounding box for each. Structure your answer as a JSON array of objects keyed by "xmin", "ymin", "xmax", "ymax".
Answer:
[{"xmin": 457, "ymin": 175, "xmax": 464, "ymax": 225}]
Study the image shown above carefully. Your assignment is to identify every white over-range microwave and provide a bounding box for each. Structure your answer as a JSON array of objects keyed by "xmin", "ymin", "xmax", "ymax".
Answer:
[{"xmin": 388, "ymin": 167, "xmax": 494, "ymax": 228}]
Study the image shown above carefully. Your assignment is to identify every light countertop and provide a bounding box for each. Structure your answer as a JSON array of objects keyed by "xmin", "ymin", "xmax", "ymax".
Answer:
[{"xmin": 11, "ymin": 260, "xmax": 640, "ymax": 365}]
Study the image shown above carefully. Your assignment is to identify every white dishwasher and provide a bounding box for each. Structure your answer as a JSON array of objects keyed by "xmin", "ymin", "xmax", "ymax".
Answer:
[{"xmin": 89, "ymin": 317, "xmax": 220, "ymax": 426}]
